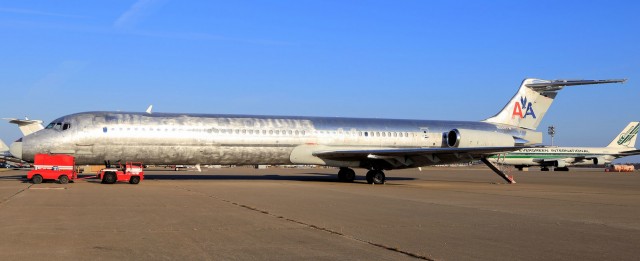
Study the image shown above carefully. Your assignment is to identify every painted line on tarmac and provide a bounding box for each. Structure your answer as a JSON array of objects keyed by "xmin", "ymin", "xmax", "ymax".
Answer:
[
  {"xmin": 176, "ymin": 186, "xmax": 435, "ymax": 261},
  {"xmin": 0, "ymin": 184, "xmax": 32, "ymax": 207}
]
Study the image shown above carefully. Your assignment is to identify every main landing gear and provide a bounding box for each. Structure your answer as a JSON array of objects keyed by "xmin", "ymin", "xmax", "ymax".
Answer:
[
  {"xmin": 337, "ymin": 167, "xmax": 356, "ymax": 182},
  {"xmin": 336, "ymin": 168, "xmax": 386, "ymax": 184}
]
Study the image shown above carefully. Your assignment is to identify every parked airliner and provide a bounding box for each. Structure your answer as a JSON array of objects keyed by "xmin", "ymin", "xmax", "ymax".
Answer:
[
  {"xmin": 489, "ymin": 122, "xmax": 639, "ymax": 171},
  {"xmin": 7, "ymin": 78, "xmax": 625, "ymax": 184}
]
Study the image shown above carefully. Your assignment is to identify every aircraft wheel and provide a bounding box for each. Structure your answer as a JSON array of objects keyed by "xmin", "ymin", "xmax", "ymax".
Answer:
[
  {"xmin": 58, "ymin": 175, "xmax": 69, "ymax": 184},
  {"xmin": 366, "ymin": 170, "xmax": 385, "ymax": 184},
  {"xmin": 129, "ymin": 176, "xmax": 140, "ymax": 184},
  {"xmin": 338, "ymin": 168, "xmax": 355, "ymax": 182},
  {"xmin": 32, "ymin": 174, "xmax": 43, "ymax": 184},
  {"xmin": 541, "ymin": 167, "xmax": 549, "ymax": 171},
  {"xmin": 103, "ymin": 172, "xmax": 117, "ymax": 184},
  {"xmin": 337, "ymin": 171, "xmax": 346, "ymax": 182}
]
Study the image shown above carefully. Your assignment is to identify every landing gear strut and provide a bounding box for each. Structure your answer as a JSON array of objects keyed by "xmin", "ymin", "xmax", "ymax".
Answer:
[
  {"xmin": 337, "ymin": 167, "xmax": 356, "ymax": 182},
  {"xmin": 365, "ymin": 170, "xmax": 385, "ymax": 184}
]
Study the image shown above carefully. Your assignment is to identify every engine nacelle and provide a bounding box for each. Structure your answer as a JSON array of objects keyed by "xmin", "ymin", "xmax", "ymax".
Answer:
[
  {"xmin": 555, "ymin": 160, "xmax": 567, "ymax": 168},
  {"xmin": 592, "ymin": 157, "xmax": 607, "ymax": 165},
  {"xmin": 445, "ymin": 128, "xmax": 517, "ymax": 148}
]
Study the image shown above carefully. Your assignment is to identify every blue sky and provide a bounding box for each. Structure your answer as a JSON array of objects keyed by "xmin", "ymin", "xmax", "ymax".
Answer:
[{"xmin": 1, "ymin": 1, "xmax": 639, "ymax": 162}]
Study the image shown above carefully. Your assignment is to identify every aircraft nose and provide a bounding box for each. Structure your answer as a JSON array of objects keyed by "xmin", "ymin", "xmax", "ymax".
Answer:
[{"xmin": 9, "ymin": 140, "xmax": 23, "ymax": 160}]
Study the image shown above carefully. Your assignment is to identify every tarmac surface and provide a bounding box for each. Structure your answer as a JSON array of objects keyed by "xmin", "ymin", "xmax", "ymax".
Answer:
[{"xmin": 0, "ymin": 166, "xmax": 639, "ymax": 260}]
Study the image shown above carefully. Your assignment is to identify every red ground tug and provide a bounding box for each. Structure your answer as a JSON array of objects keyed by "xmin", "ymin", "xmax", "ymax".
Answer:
[
  {"xmin": 97, "ymin": 162, "xmax": 144, "ymax": 184},
  {"xmin": 27, "ymin": 154, "xmax": 77, "ymax": 184}
]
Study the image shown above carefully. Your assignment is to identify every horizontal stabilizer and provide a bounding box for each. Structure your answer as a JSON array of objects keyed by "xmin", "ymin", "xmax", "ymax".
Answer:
[{"xmin": 525, "ymin": 79, "xmax": 626, "ymax": 91}]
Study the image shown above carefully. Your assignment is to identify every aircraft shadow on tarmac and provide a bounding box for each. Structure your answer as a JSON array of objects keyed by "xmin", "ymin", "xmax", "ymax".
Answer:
[
  {"xmin": 0, "ymin": 175, "xmax": 25, "ymax": 181},
  {"xmin": 3, "ymin": 172, "xmax": 415, "ymax": 183},
  {"xmin": 71, "ymin": 172, "xmax": 415, "ymax": 183},
  {"xmin": 128, "ymin": 172, "xmax": 414, "ymax": 183}
]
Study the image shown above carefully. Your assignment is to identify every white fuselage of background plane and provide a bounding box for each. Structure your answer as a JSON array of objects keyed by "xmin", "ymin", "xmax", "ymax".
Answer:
[{"xmin": 489, "ymin": 147, "xmax": 626, "ymax": 167}]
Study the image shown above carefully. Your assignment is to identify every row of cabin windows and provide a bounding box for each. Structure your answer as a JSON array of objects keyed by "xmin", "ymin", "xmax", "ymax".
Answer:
[{"xmin": 102, "ymin": 127, "xmax": 414, "ymax": 138}]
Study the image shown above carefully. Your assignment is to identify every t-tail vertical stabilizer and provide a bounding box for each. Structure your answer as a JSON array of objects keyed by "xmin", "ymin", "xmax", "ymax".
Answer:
[
  {"xmin": 483, "ymin": 78, "xmax": 626, "ymax": 130},
  {"xmin": 607, "ymin": 121, "xmax": 639, "ymax": 148}
]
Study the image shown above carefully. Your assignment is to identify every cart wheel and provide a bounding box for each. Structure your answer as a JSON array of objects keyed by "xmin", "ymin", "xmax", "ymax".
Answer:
[
  {"xmin": 58, "ymin": 175, "xmax": 69, "ymax": 184},
  {"xmin": 129, "ymin": 176, "xmax": 140, "ymax": 184},
  {"xmin": 103, "ymin": 172, "xmax": 117, "ymax": 184},
  {"xmin": 32, "ymin": 174, "xmax": 43, "ymax": 184}
]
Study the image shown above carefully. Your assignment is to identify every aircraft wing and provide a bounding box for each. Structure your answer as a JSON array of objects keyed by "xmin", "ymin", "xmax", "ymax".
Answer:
[
  {"xmin": 531, "ymin": 157, "xmax": 573, "ymax": 164},
  {"xmin": 313, "ymin": 146, "xmax": 523, "ymax": 161},
  {"xmin": 532, "ymin": 156, "xmax": 595, "ymax": 166}
]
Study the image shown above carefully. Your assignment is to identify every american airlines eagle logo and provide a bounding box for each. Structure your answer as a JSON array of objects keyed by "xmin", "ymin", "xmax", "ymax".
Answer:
[{"xmin": 511, "ymin": 96, "xmax": 536, "ymax": 119}]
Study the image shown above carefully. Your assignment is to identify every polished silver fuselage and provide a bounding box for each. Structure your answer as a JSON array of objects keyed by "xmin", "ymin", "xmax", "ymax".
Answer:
[{"xmin": 21, "ymin": 112, "xmax": 539, "ymax": 166}]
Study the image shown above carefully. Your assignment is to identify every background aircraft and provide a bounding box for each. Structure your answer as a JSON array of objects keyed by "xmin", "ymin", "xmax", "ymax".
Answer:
[
  {"xmin": 489, "ymin": 122, "xmax": 639, "ymax": 171},
  {"xmin": 3, "ymin": 118, "xmax": 44, "ymax": 136},
  {"xmin": 0, "ymin": 139, "xmax": 8, "ymax": 157},
  {"xmin": 7, "ymin": 78, "xmax": 625, "ymax": 184}
]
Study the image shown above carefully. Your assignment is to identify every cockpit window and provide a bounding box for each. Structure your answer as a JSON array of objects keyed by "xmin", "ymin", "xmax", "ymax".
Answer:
[
  {"xmin": 45, "ymin": 123, "xmax": 55, "ymax": 129},
  {"xmin": 62, "ymin": 123, "xmax": 71, "ymax": 130}
]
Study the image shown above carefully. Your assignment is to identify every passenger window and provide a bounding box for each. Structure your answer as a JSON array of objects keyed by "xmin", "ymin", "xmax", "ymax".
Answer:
[
  {"xmin": 364, "ymin": 132, "xmax": 368, "ymax": 137},
  {"xmin": 103, "ymin": 127, "xmax": 108, "ymax": 133}
]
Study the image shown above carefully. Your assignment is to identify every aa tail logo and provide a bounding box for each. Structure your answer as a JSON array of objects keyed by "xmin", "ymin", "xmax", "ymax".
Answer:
[
  {"xmin": 511, "ymin": 96, "xmax": 536, "ymax": 119},
  {"xmin": 617, "ymin": 124, "xmax": 639, "ymax": 145}
]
